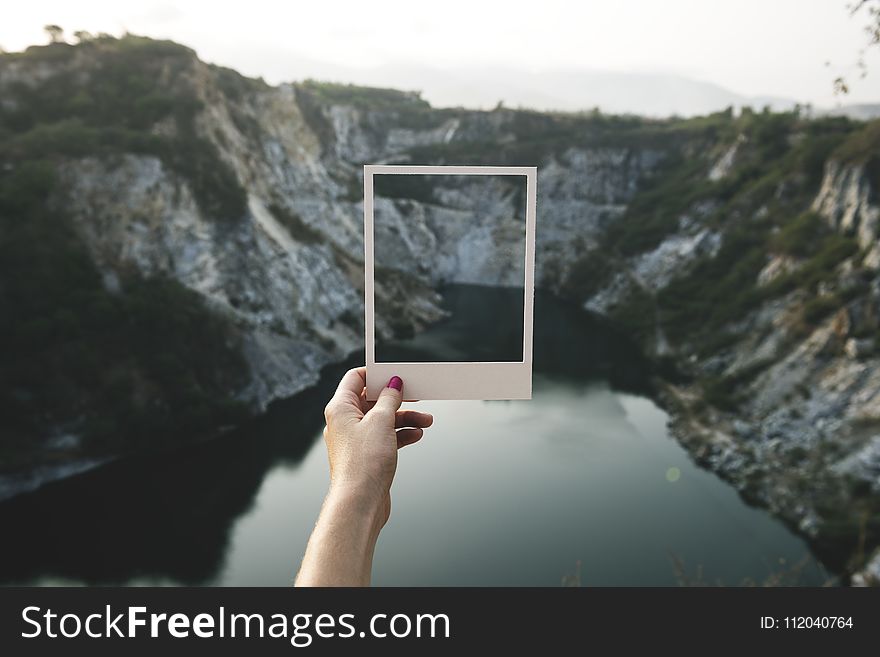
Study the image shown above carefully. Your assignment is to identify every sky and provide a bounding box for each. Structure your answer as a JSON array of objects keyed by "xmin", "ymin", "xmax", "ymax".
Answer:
[{"xmin": 1, "ymin": 0, "xmax": 879, "ymax": 109}]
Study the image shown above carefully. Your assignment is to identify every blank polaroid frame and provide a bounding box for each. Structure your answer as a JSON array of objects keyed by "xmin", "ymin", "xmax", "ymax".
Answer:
[{"xmin": 364, "ymin": 164, "xmax": 537, "ymax": 401}]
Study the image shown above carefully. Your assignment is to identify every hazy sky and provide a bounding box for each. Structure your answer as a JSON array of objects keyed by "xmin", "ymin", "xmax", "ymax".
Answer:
[{"xmin": 1, "ymin": 0, "xmax": 878, "ymax": 108}]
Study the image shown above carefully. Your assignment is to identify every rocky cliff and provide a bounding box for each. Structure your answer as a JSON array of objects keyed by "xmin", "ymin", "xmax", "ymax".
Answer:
[
  {"xmin": 575, "ymin": 122, "xmax": 880, "ymax": 582},
  {"xmin": 1, "ymin": 36, "xmax": 879, "ymax": 581}
]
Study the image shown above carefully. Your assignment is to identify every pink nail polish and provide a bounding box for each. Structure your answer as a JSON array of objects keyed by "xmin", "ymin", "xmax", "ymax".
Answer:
[{"xmin": 387, "ymin": 376, "xmax": 403, "ymax": 391}]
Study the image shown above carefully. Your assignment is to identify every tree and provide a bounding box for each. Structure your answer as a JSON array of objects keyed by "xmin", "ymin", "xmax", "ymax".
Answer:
[
  {"xmin": 834, "ymin": 0, "xmax": 880, "ymax": 94},
  {"xmin": 44, "ymin": 25, "xmax": 64, "ymax": 44},
  {"xmin": 73, "ymin": 30, "xmax": 94, "ymax": 43}
]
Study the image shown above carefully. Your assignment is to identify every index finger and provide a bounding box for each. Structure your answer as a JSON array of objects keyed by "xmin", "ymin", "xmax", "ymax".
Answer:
[{"xmin": 331, "ymin": 366, "xmax": 366, "ymax": 405}]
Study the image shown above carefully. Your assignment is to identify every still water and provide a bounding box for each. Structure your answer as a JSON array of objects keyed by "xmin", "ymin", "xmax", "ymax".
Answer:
[{"xmin": 0, "ymin": 286, "xmax": 827, "ymax": 586}]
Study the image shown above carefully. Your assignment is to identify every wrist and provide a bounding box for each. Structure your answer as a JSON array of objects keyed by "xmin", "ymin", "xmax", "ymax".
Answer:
[
  {"xmin": 326, "ymin": 481, "xmax": 387, "ymax": 538},
  {"xmin": 329, "ymin": 473, "xmax": 387, "ymax": 508},
  {"xmin": 296, "ymin": 484, "xmax": 386, "ymax": 587}
]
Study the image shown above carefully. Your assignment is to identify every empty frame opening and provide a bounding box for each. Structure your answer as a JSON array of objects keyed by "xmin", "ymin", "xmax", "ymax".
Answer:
[{"xmin": 372, "ymin": 173, "xmax": 527, "ymax": 364}]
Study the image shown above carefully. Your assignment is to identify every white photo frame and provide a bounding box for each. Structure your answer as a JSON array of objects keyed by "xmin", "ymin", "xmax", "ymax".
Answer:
[{"xmin": 363, "ymin": 164, "xmax": 537, "ymax": 401}]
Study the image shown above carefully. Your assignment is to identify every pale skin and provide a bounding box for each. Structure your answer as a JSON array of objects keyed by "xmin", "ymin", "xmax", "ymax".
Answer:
[{"xmin": 295, "ymin": 367, "xmax": 433, "ymax": 586}]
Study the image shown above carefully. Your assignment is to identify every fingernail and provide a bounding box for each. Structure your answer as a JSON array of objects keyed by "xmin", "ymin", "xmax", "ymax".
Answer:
[{"xmin": 387, "ymin": 376, "xmax": 403, "ymax": 391}]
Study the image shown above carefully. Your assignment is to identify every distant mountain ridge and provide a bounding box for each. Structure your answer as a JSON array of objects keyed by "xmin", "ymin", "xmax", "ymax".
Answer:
[
  {"xmin": 196, "ymin": 43, "xmax": 820, "ymax": 117},
  {"xmin": 260, "ymin": 57, "xmax": 880, "ymax": 118},
  {"xmin": 336, "ymin": 64, "xmax": 801, "ymax": 117}
]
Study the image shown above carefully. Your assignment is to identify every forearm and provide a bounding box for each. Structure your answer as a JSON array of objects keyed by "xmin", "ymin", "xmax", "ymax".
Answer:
[{"xmin": 295, "ymin": 486, "xmax": 385, "ymax": 586}]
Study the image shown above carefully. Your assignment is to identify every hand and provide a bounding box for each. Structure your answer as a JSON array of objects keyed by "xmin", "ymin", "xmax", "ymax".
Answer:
[
  {"xmin": 296, "ymin": 367, "xmax": 433, "ymax": 586},
  {"xmin": 322, "ymin": 367, "xmax": 433, "ymax": 526}
]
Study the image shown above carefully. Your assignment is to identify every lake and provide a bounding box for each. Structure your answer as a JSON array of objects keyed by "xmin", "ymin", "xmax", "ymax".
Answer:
[{"xmin": 0, "ymin": 285, "xmax": 829, "ymax": 586}]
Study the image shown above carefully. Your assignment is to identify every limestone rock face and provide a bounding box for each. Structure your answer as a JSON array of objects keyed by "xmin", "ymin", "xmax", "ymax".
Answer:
[
  {"xmin": 708, "ymin": 134, "xmax": 745, "ymax": 181},
  {"xmin": 6, "ymin": 43, "xmax": 880, "ymax": 571},
  {"xmin": 37, "ymin": 58, "xmax": 662, "ymax": 411},
  {"xmin": 813, "ymin": 160, "xmax": 880, "ymax": 252},
  {"xmin": 60, "ymin": 154, "xmax": 363, "ymax": 409}
]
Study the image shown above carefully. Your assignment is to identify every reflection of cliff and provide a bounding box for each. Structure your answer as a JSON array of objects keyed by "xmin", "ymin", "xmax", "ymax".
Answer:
[
  {"xmin": 381, "ymin": 286, "xmax": 655, "ymax": 392},
  {"xmin": 0, "ymin": 291, "xmax": 654, "ymax": 585},
  {"xmin": 0, "ymin": 359, "xmax": 351, "ymax": 584},
  {"xmin": 534, "ymin": 293, "xmax": 655, "ymax": 396}
]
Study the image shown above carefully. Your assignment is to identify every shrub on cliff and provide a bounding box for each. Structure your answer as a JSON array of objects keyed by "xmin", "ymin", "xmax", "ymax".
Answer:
[
  {"xmin": 0, "ymin": 39, "xmax": 255, "ymax": 468},
  {"xmin": 1, "ymin": 34, "xmax": 247, "ymax": 222}
]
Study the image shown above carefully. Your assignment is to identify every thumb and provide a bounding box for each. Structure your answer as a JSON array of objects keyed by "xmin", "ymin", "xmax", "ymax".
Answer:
[{"xmin": 370, "ymin": 375, "xmax": 404, "ymax": 422}]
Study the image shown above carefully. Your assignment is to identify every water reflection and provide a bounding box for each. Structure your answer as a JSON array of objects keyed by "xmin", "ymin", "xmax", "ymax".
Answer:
[
  {"xmin": 0, "ymin": 287, "xmax": 825, "ymax": 585},
  {"xmin": 376, "ymin": 285, "xmax": 526, "ymax": 363},
  {"xmin": 0, "ymin": 370, "xmax": 342, "ymax": 584}
]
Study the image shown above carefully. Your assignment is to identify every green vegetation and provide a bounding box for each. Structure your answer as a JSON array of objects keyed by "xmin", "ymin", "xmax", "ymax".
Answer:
[
  {"xmin": 634, "ymin": 210, "xmax": 857, "ymax": 349},
  {"xmin": 405, "ymin": 108, "xmax": 702, "ymax": 167},
  {"xmin": 650, "ymin": 218, "xmax": 771, "ymax": 344},
  {"xmin": 832, "ymin": 119, "xmax": 880, "ymax": 164},
  {"xmin": 603, "ymin": 155, "xmax": 710, "ymax": 257},
  {"xmin": 770, "ymin": 234, "xmax": 859, "ymax": 295},
  {"xmin": 0, "ymin": 35, "xmax": 246, "ymax": 221},
  {"xmin": 604, "ymin": 284, "xmax": 657, "ymax": 338},
  {"xmin": 556, "ymin": 110, "xmax": 878, "ymax": 435},
  {"xmin": 295, "ymin": 80, "xmax": 455, "ymax": 140},
  {"xmin": 831, "ymin": 120, "xmax": 880, "ymax": 193},
  {"xmin": 298, "ymin": 80, "xmax": 430, "ymax": 113},
  {"xmin": 583, "ymin": 112, "xmax": 866, "ymax": 354},
  {"xmin": 212, "ymin": 65, "xmax": 269, "ymax": 142},
  {"xmin": 603, "ymin": 110, "xmax": 844, "ymax": 262},
  {"xmin": 801, "ymin": 295, "xmax": 842, "ymax": 325},
  {"xmin": 292, "ymin": 84, "xmax": 337, "ymax": 149},
  {"xmin": 213, "ymin": 64, "xmax": 268, "ymax": 101},
  {"xmin": 0, "ymin": 155, "xmax": 250, "ymax": 468},
  {"xmin": 770, "ymin": 212, "xmax": 826, "ymax": 257},
  {"xmin": 700, "ymin": 359, "xmax": 774, "ymax": 412},
  {"xmin": 561, "ymin": 250, "xmax": 615, "ymax": 299},
  {"xmin": 0, "ymin": 36, "xmax": 252, "ymax": 469},
  {"xmin": 288, "ymin": 83, "xmax": 871, "ymax": 425},
  {"xmin": 638, "ymin": 200, "xmax": 856, "ymax": 347},
  {"xmin": 1, "ymin": 34, "xmax": 877, "ymax": 482}
]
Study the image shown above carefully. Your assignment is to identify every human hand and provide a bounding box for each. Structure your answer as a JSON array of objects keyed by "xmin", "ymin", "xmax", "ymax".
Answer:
[
  {"xmin": 296, "ymin": 367, "xmax": 432, "ymax": 586},
  {"xmin": 322, "ymin": 367, "xmax": 433, "ymax": 525}
]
